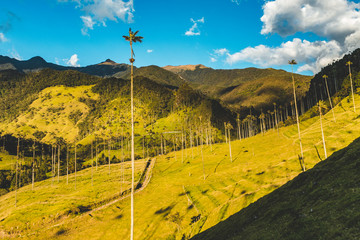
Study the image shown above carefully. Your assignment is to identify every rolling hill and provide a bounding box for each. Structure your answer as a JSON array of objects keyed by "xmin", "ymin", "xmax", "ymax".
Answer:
[
  {"xmin": 164, "ymin": 65, "xmax": 312, "ymax": 112},
  {"xmin": 118, "ymin": 65, "xmax": 186, "ymax": 88}
]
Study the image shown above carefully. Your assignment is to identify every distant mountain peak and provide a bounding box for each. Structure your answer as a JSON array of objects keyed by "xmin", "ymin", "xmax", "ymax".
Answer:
[
  {"xmin": 98, "ymin": 59, "xmax": 119, "ymax": 66},
  {"xmin": 28, "ymin": 56, "xmax": 47, "ymax": 64}
]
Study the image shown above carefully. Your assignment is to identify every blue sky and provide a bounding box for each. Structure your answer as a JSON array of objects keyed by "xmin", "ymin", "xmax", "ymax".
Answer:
[{"xmin": 1, "ymin": 0, "xmax": 360, "ymax": 75}]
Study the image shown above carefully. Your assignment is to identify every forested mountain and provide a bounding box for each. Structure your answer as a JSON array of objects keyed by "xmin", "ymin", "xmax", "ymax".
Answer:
[
  {"xmin": 0, "ymin": 55, "xmax": 313, "ymax": 114},
  {"xmin": 0, "ymin": 68, "xmax": 234, "ymax": 143},
  {"xmin": 164, "ymin": 65, "xmax": 312, "ymax": 112},
  {"xmin": 118, "ymin": 65, "xmax": 186, "ymax": 88}
]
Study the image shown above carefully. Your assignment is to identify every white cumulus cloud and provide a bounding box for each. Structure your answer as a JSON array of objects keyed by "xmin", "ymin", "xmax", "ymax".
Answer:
[
  {"xmin": 261, "ymin": 0, "xmax": 360, "ymax": 43},
  {"xmin": 226, "ymin": 39, "xmax": 343, "ymax": 73},
  {"xmin": 67, "ymin": 54, "xmax": 80, "ymax": 67},
  {"xmin": 81, "ymin": 16, "xmax": 95, "ymax": 35},
  {"xmin": 147, "ymin": 49, "xmax": 153, "ymax": 53},
  {"xmin": 61, "ymin": 0, "xmax": 134, "ymax": 35},
  {"xmin": 209, "ymin": 48, "xmax": 229, "ymax": 63},
  {"xmin": 0, "ymin": 32, "xmax": 8, "ymax": 42},
  {"xmin": 185, "ymin": 17, "xmax": 205, "ymax": 36},
  {"xmin": 224, "ymin": 0, "xmax": 360, "ymax": 73},
  {"xmin": 214, "ymin": 48, "xmax": 229, "ymax": 56}
]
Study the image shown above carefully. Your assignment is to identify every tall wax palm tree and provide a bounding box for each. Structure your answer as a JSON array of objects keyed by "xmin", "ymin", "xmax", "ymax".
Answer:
[
  {"xmin": 346, "ymin": 61, "xmax": 356, "ymax": 113},
  {"xmin": 123, "ymin": 28, "xmax": 143, "ymax": 240},
  {"xmin": 323, "ymin": 75, "xmax": 336, "ymax": 122},
  {"xmin": 318, "ymin": 101, "xmax": 327, "ymax": 159},
  {"xmin": 226, "ymin": 122, "xmax": 233, "ymax": 162},
  {"xmin": 289, "ymin": 60, "xmax": 305, "ymax": 171}
]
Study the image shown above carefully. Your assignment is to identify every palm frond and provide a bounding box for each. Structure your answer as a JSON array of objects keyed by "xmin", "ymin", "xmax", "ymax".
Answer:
[
  {"xmin": 123, "ymin": 35, "xmax": 130, "ymax": 41},
  {"xmin": 288, "ymin": 59, "xmax": 297, "ymax": 65},
  {"xmin": 133, "ymin": 36, "xmax": 143, "ymax": 43}
]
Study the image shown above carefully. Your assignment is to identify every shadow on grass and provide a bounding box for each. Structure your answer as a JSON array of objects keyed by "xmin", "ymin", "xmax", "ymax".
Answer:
[
  {"xmin": 154, "ymin": 204, "xmax": 175, "ymax": 218},
  {"xmin": 55, "ymin": 227, "xmax": 67, "ymax": 236}
]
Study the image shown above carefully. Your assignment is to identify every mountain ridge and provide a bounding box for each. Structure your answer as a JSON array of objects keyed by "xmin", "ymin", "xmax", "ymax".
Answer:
[{"xmin": 0, "ymin": 54, "xmax": 313, "ymax": 113}]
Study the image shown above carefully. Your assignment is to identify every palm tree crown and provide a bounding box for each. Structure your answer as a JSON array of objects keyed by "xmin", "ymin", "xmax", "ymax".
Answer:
[
  {"xmin": 288, "ymin": 59, "xmax": 297, "ymax": 65},
  {"xmin": 123, "ymin": 28, "xmax": 143, "ymax": 43},
  {"xmin": 123, "ymin": 28, "xmax": 143, "ymax": 63}
]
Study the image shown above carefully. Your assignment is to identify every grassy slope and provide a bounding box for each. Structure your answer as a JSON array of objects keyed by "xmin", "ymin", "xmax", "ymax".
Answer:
[
  {"xmin": 0, "ymin": 93, "xmax": 359, "ymax": 239},
  {"xmin": 0, "ymin": 85, "xmax": 98, "ymax": 144},
  {"xmin": 0, "ymin": 160, "xmax": 147, "ymax": 235},
  {"xmin": 192, "ymin": 132, "xmax": 360, "ymax": 239}
]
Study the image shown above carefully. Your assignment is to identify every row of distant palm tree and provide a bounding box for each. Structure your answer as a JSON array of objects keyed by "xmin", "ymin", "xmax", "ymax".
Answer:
[{"xmin": 288, "ymin": 59, "xmax": 356, "ymax": 172}]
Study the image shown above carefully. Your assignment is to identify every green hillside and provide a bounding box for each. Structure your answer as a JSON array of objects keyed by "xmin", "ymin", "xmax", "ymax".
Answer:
[
  {"xmin": 118, "ymin": 65, "xmax": 186, "ymax": 88},
  {"xmin": 0, "ymin": 69, "xmax": 232, "ymax": 144},
  {"xmin": 192, "ymin": 132, "xmax": 360, "ymax": 240},
  {"xmin": 0, "ymin": 68, "xmax": 236, "ymax": 197},
  {"xmin": 1, "ymin": 86, "xmax": 360, "ymax": 239},
  {"xmin": 165, "ymin": 66, "xmax": 312, "ymax": 111}
]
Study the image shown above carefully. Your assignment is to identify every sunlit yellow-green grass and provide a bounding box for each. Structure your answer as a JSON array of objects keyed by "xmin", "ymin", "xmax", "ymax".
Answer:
[
  {"xmin": 0, "ymin": 152, "xmax": 17, "ymax": 170},
  {"xmin": 0, "ymin": 85, "xmax": 98, "ymax": 144},
  {"xmin": 2, "ymin": 94, "xmax": 360, "ymax": 239},
  {"xmin": 0, "ymin": 159, "xmax": 147, "ymax": 237}
]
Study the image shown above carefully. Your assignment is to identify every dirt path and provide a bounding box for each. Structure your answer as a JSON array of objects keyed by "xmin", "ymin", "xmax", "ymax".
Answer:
[{"xmin": 89, "ymin": 157, "xmax": 156, "ymax": 213}]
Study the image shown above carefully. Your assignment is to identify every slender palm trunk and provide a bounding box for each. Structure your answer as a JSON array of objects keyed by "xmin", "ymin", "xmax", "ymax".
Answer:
[
  {"xmin": 160, "ymin": 134, "xmax": 163, "ymax": 155},
  {"xmin": 91, "ymin": 138, "xmax": 94, "ymax": 186},
  {"xmin": 108, "ymin": 139, "xmax": 111, "ymax": 176},
  {"xmin": 201, "ymin": 128, "xmax": 205, "ymax": 180},
  {"xmin": 173, "ymin": 135, "xmax": 177, "ymax": 162},
  {"xmin": 190, "ymin": 127, "xmax": 193, "ymax": 158},
  {"xmin": 57, "ymin": 146, "xmax": 60, "ymax": 183},
  {"xmin": 121, "ymin": 134, "xmax": 125, "ymax": 192},
  {"xmin": 348, "ymin": 64, "xmax": 356, "ymax": 113},
  {"xmin": 32, "ymin": 140, "xmax": 35, "ymax": 190},
  {"xmin": 319, "ymin": 104, "xmax": 327, "ymax": 159},
  {"xmin": 96, "ymin": 137, "xmax": 98, "ymax": 171},
  {"xmin": 75, "ymin": 142, "xmax": 77, "ymax": 190},
  {"xmin": 66, "ymin": 145, "xmax": 69, "ymax": 185},
  {"xmin": 228, "ymin": 127, "xmax": 232, "ymax": 162},
  {"xmin": 324, "ymin": 77, "xmax": 336, "ymax": 122},
  {"xmin": 130, "ymin": 41, "xmax": 135, "ymax": 240},
  {"xmin": 51, "ymin": 146, "xmax": 54, "ymax": 186},
  {"xmin": 292, "ymin": 65, "xmax": 305, "ymax": 171},
  {"xmin": 181, "ymin": 131, "xmax": 184, "ymax": 163},
  {"xmin": 224, "ymin": 122, "xmax": 228, "ymax": 143},
  {"xmin": 15, "ymin": 138, "xmax": 19, "ymax": 207},
  {"xmin": 208, "ymin": 124, "xmax": 212, "ymax": 152}
]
